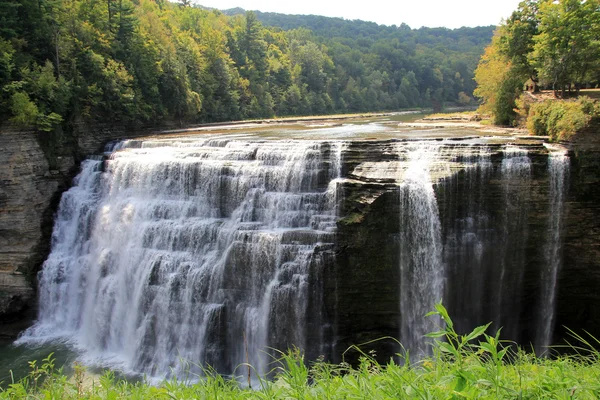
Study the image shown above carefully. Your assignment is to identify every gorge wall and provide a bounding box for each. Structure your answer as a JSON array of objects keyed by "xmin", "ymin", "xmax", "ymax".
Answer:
[
  {"xmin": 556, "ymin": 133, "xmax": 600, "ymax": 345},
  {"xmin": 0, "ymin": 127, "xmax": 69, "ymax": 325}
]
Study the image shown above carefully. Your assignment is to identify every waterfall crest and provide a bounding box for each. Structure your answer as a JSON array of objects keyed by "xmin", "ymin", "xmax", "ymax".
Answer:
[{"xmin": 398, "ymin": 143, "xmax": 445, "ymax": 356}]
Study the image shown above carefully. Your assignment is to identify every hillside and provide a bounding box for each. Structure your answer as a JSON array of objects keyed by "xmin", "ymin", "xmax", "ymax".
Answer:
[
  {"xmin": 1, "ymin": 0, "xmax": 494, "ymax": 141},
  {"xmin": 223, "ymin": 8, "xmax": 494, "ymax": 49},
  {"xmin": 220, "ymin": 7, "xmax": 495, "ymax": 111}
]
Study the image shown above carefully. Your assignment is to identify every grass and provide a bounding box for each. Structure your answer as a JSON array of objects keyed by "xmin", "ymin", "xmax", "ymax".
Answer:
[{"xmin": 3, "ymin": 303, "xmax": 600, "ymax": 399}]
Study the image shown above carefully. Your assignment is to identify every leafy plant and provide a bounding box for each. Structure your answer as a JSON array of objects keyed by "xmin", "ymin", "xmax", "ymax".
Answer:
[
  {"xmin": 526, "ymin": 96, "xmax": 599, "ymax": 140},
  {"xmin": 4, "ymin": 307, "xmax": 600, "ymax": 399}
]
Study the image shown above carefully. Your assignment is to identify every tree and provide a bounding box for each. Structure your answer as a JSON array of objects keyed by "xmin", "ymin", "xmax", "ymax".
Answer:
[
  {"xmin": 532, "ymin": 0, "xmax": 600, "ymax": 96},
  {"xmin": 500, "ymin": 0, "xmax": 541, "ymax": 91},
  {"xmin": 9, "ymin": 92, "xmax": 39, "ymax": 126},
  {"xmin": 0, "ymin": 0, "xmax": 497, "ymax": 130},
  {"xmin": 474, "ymin": 28, "xmax": 523, "ymax": 125}
]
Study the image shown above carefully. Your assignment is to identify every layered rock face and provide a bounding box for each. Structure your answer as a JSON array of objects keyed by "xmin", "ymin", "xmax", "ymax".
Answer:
[
  {"xmin": 556, "ymin": 136, "xmax": 600, "ymax": 344},
  {"xmin": 0, "ymin": 128, "xmax": 70, "ymax": 322},
  {"xmin": 331, "ymin": 140, "xmax": 584, "ymax": 362}
]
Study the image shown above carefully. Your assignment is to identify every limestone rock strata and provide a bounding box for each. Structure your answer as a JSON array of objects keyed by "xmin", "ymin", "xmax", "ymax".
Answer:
[
  {"xmin": 0, "ymin": 128, "xmax": 65, "ymax": 320},
  {"xmin": 556, "ymin": 139, "xmax": 600, "ymax": 343}
]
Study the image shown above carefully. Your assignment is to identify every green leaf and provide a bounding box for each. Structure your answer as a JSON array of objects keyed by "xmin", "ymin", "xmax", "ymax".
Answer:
[
  {"xmin": 498, "ymin": 348, "xmax": 509, "ymax": 360},
  {"xmin": 425, "ymin": 330, "xmax": 447, "ymax": 338},
  {"xmin": 477, "ymin": 342, "xmax": 494, "ymax": 354},
  {"xmin": 454, "ymin": 375, "xmax": 467, "ymax": 392},
  {"xmin": 465, "ymin": 323, "xmax": 491, "ymax": 342},
  {"xmin": 434, "ymin": 302, "xmax": 453, "ymax": 329},
  {"xmin": 438, "ymin": 341, "xmax": 458, "ymax": 357},
  {"xmin": 476, "ymin": 379, "xmax": 493, "ymax": 387}
]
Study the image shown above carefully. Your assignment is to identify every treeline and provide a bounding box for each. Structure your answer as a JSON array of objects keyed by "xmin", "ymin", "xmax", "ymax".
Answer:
[
  {"xmin": 474, "ymin": 0, "xmax": 600, "ymax": 125},
  {"xmin": 225, "ymin": 8, "xmax": 494, "ymax": 112},
  {"xmin": 0, "ymin": 0, "xmax": 493, "ymax": 132}
]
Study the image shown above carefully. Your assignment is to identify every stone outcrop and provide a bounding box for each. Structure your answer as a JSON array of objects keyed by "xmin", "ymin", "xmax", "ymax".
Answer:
[
  {"xmin": 329, "ymin": 139, "xmax": 600, "ymax": 361},
  {"xmin": 555, "ymin": 135, "xmax": 600, "ymax": 343},
  {"xmin": 0, "ymin": 127, "xmax": 71, "ymax": 322}
]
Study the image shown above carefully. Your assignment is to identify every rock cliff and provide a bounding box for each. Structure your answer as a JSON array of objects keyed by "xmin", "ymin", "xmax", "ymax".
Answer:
[{"xmin": 0, "ymin": 128, "xmax": 69, "ymax": 322}]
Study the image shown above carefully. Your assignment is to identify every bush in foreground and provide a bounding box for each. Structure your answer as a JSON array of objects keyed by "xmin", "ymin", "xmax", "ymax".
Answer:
[{"xmin": 2, "ymin": 303, "xmax": 600, "ymax": 399}]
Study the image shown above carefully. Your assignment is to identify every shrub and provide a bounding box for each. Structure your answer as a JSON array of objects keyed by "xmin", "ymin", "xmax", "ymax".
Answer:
[
  {"xmin": 9, "ymin": 92, "xmax": 39, "ymax": 126},
  {"xmin": 526, "ymin": 96, "xmax": 599, "ymax": 141}
]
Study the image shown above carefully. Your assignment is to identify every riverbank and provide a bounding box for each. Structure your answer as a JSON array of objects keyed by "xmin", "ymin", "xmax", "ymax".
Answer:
[
  {"xmin": 421, "ymin": 91, "xmax": 600, "ymax": 142},
  {"xmin": 398, "ymin": 111, "xmax": 535, "ymax": 137}
]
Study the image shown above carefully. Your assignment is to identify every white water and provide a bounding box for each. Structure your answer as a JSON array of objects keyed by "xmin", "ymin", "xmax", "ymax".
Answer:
[
  {"xmin": 398, "ymin": 143, "xmax": 445, "ymax": 356},
  {"xmin": 18, "ymin": 136, "xmax": 573, "ymax": 374},
  {"xmin": 19, "ymin": 138, "xmax": 339, "ymax": 379},
  {"xmin": 537, "ymin": 148, "xmax": 569, "ymax": 354},
  {"xmin": 495, "ymin": 147, "xmax": 532, "ymax": 338}
]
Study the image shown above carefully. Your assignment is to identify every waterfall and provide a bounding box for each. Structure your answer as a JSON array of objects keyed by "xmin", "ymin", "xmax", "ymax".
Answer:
[
  {"xmin": 327, "ymin": 142, "xmax": 345, "ymax": 213},
  {"xmin": 398, "ymin": 143, "xmax": 445, "ymax": 357},
  {"xmin": 536, "ymin": 148, "xmax": 569, "ymax": 354},
  {"xmin": 494, "ymin": 147, "xmax": 532, "ymax": 339},
  {"xmin": 19, "ymin": 138, "xmax": 338, "ymax": 379},
  {"xmin": 440, "ymin": 145, "xmax": 494, "ymax": 333},
  {"xmin": 18, "ymin": 134, "xmax": 575, "ymax": 375}
]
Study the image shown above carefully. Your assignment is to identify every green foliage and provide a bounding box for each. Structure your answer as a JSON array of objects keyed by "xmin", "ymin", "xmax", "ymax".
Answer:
[
  {"xmin": 532, "ymin": 0, "xmax": 600, "ymax": 96},
  {"xmin": 0, "ymin": 0, "xmax": 494, "ymax": 133},
  {"xmin": 527, "ymin": 97, "xmax": 599, "ymax": 140},
  {"xmin": 4, "ymin": 305, "xmax": 600, "ymax": 399},
  {"xmin": 474, "ymin": 0, "xmax": 600, "ymax": 126},
  {"xmin": 9, "ymin": 91, "xmax": 39, "ymax": 126},
  {"xmin": 474, "ymin": 28, "xmax": 523, "ymax": 125}
]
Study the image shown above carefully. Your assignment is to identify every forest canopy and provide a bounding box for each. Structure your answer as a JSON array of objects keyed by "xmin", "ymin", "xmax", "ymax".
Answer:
[{"xmin": 0, "ymin": 0, "xmax": 494, "ymax": 132}]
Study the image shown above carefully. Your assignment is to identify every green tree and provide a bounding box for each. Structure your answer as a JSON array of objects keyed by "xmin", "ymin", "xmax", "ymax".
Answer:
[
  {"xmin": 9, "ymin": 91, "xmax": 39, "ymax": 126},
  {"xmin": 532, "ymin": 0, "xmax": 600, "ymax": 96},
  {"xmin": 474, "ymin": 29, "xmax": 522, "ymax": 125},
  {"xmin": 500, "ymin": 0, "xmax": 541, "ymax": 91}
]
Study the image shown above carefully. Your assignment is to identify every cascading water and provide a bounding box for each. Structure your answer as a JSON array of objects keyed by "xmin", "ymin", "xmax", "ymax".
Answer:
[
  {"xmin": 18, "ymin": 131, "xmax": 575, "ymax": 376},
  {"xmin": 536, "ymin": 147, "xmax": 569, "ymax": 354},
  {"xmin": 20, "ymin": 137, "xmax": 339, "ymax": 379},
  {"xmin": 396, "ymin": 143, "xmax": 567, "ymax": 356},
  {"xmin": 437, "ymin": 145, "xmax": 494, "ymax": 334},
  {"xmin": 398, "ymin": 143, "xmax": 445, "ymax": 356},
  {"xmin": 496, "ymin": 147, "xmax": 532, "ymax": 339}
]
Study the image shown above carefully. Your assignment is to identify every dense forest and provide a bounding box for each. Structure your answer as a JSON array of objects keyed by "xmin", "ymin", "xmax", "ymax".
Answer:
[
  {"xmin": 474, "ymin": 0, "xmax": 600, "ymax": 126},
  {"xmin": 0, "ymin": 0, "xmax": 493, "ymax": 133}
]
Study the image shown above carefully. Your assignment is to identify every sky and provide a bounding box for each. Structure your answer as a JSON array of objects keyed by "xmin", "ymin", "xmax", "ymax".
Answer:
[{"xmin": 194, "ymin": 0, "xmax": 522, "ymax": 29}]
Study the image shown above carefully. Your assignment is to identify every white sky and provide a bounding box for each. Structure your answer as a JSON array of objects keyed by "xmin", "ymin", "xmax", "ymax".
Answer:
[{"xmin": 194, "ymin": 0, "xmax": 522, "ymax": 29}]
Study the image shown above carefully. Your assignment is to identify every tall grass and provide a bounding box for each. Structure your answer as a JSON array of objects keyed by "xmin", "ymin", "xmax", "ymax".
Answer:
[{"xmin": 3, "ymin": 303, "xmax": 600, "ymax": 399}]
